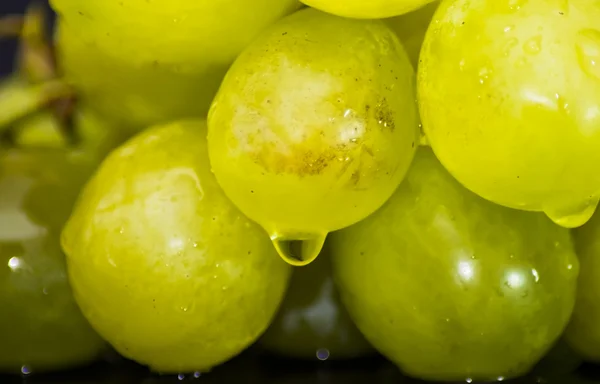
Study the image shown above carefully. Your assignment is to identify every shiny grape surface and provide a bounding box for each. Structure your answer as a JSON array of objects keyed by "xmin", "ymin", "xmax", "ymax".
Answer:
[
  {"xmin": 330, "ymin": 148, "xmax": 578, "ymax": 382},
  {"xmin": 208, "ymin": 8, "xmax": 419, "ymax": 264},
  {"xmin": 0, "ymin": 148, "xmax": 105, "ymax": 374},
  {"xmin": 418, "ymin": 0, "xmax": 600, "ymax": 229},
  {"xmin": 61, "ymin": 120, "xmax": 292, "ymax": 373}
]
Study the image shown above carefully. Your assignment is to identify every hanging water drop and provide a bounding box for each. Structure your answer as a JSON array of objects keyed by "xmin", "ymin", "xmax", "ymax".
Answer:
[
  {"xmin": 544, "ymin": 198, "xmax": 599, "ymax": 228},
  {"xmin": 271, "ymin": 233, "xmax": 327, "ymax": 266}
]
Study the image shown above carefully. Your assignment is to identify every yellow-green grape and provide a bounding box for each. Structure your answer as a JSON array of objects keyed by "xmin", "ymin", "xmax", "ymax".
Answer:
[
  {"xmin": 260, "ymin": 244, "xmax": 374, "ymax": 360},
  {"xmin": 418, "ymin": 0, "xmax": 600, "ymax": 228},
  {"xmin": 50, "ymin": 0, "xmax": 302, "ymax": 131},
  {"xmin": 330, "ymin": 148, "xmax": 578, "ymax": 382},
  {"xmin": 0, "ymin": 148, "xmax": 106, "ymax": 374},
  {"xmin": 385, "ymin": 1, "xmax": 439, "ymax": 70},
  {"xmin": 61, "ymin": 120, "xmax": 292, "ymax": 373},
  {"xmin": 565, "ymin": 210, "xmax": 600, "ymax": 362},
  {"xmin": 300, "ymin": 0, "xmax": 436, "ymax": 19},
  {"xmin": 208, "ymin": 8, "xmax": 419, "ymax": 266}
]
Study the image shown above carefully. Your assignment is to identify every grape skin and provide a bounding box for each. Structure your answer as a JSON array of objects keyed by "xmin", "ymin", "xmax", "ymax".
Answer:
[
  {"xmin": 418, "ymin": 0, "xmax": 600, "ymax": 228},
  {"xmin": 330, "ymin": 148, "xmax": 578, "ymax": 382},
  {"xmin": 208, "ymin": 8, "xmax": 419, "ymax": 248}
]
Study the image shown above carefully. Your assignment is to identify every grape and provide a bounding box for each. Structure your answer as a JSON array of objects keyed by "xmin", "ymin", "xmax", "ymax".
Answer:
[
  {"xmin": 300, "ymin": 0, "xmax": 436, "ymax": 19},
  {"xmin": 329, "ymin": 148, "xmax": 578, "ymax": 382},
  {"xmin": 49, "ymin": 0, "xmax": 302, "ymax": 131},
  {"xmin": 0, "ymin": 147, "xmax": 106, "ymax": 374},
  {"xmin": 61, "ymin": 120, "xmax": 292, "ymax": 373},
  {"xmin": 208, "ymin": 8, "xmax": 419, "ymax": 266},
  {"xmin": 385, "ymin": 1, "xmax": 439, "ymax": 70},
  {"xmin": 418, "ymin": 0, "xmax": 600, "ymax": 228},
  {"xmin": 565, "ymin": 211, "xmax": 600, "ymax": 362},
  {"xmin": 260, "ymin": 243, "xmax": 373, "ymax": 360}
]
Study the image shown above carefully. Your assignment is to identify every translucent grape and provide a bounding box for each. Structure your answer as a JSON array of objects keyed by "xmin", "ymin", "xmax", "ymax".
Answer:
[
  {"xmin": 208, "ymin": 8, "xmax": 419, "ymax": 266},
  {"xmin": 330, "ymin": 148, "xmax": 578, "ymax": 382},
  {"xmin": 61, "ymin": 120, "xmax": 292, "ymax": 373},
  {"xmin": 418, "ymin": 0, "xmax": 600, "ymax": 228},
  {"xmin": 50, "ymin": 0, "xmax": 302, "ymax": 131}
]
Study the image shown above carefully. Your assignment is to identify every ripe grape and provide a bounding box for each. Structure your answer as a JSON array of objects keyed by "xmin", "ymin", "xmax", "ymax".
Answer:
[
  {"xmin": 0, "ymin": 148, "xmax": 106, "ymax": 374},
  {"xmin": 330, "ymin": 148, "xmax": 578, "ymax": 382},
  {"xmin": 300, "ymin": 0, "xmax": 436, "ymax": 19},
  {"xmin": 208, "ymin": 8, "xmax": 419, "ymax": 266},
  {"xmin": 50, "ymin": 0, "xmax": 302, "ymax": 131},
  {"xmin": 61, "ymin": 120, "xmax": 292, "ymax": 373},
  {"xmin": 418, "ymin": 0, "xmax": 600, "ymax": 228},
  {"xmin": 260, "ymin": 243, "xmax": 373, "ymax": 360}
]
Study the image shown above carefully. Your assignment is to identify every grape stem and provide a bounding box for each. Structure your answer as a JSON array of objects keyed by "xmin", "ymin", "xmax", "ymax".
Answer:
[
  {"xmin": 0, "ymin": 15, "xmax": 23, "ymax": 39},
  {"xmin": 0, "ymin": 78, "xmax": 74, "ymax": 133}
]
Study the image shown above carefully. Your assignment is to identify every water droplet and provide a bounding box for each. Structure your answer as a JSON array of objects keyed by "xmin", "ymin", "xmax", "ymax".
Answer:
[
  {"xmin": 523, "ymin": 36, "xmax": 542, "ymax": 55},
  {"xmin": 21, "ymin": 365, "xmax": 31, "ymax": 375},
  {"xmin": 193, "ymin": 371, "xmax": 201, "ymax": 378},
  {"xmin": 178, "ymin": 373, "xmax": 185, "ymax": 380},
  {"xmin": 466, "ymin": 378, "xmax": 473, "ymax": 384},
  {"xmin": 271, "ymin": 233, "xmax": 327, "ymax": 266},
  {"xmin": 504, "ymin": 25, "xmax": 514, "ymax": 33},
  {"xmin": 180, "ymin": 306, "xmax": 188, "ymax": 312},
  {"xmin": 545, "ymin": 198, "xmax": 599, "ymax": 228},
  {"xmin": 316, "ymin": 348, "xmax": 330, "ymax": 361},
  {"xmin": 42, "ymin": 287, "xmax": 48, "ymax": 295},
  {"xmin": 575, "ymin": 29, "xmax": 600, "ymax": 80},
  {"xmin": 192, "ymin": 242, "xmax": 198, "ymax": 248},
  {"xmin": 498, "ymin": 376, "xmax": 505, "ymax": 382},
  {"xmin": 119, "ymin": 227, "xmax": 124, "ymax": 234},
  {"xmin": 7, "ymin": 256, "xmax": 22, "ymax": 270},
  {"xmin": 478, "ymin": 66, "xmax": 492, "ymax": 84},
  {"xmin": 503, "ymin": 37, "xmax": 519, "ymax": 56},
  {"xmin": 531, "ymin": 268, "xmax": 540, "ymax": 282},
  {"xmin": 507, "ymin": 0, "xmax": 527, "ymax": 11}
]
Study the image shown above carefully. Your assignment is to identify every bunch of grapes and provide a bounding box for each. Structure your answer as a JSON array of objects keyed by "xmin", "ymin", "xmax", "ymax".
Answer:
[{"xmin": 1, "ymin": 0, "xmax": 600, "ymax": 382}]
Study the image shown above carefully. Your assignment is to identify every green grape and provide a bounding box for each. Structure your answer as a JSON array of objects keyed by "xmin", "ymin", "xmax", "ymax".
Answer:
[
  {"xmin": 385, "ymin": 1, "xmax": 439, "ymax": 70},
  {"xmin": 50, "ymin": 0, "xmax": 302, "ymax": 131},
  {"xmin": 61, "ymin": 120, "xmax": 292, "ymax": 374},
  {"xmin": 260, "ymin": 243, "xmax": 374, "ymax": 360},
  {"xmin": 330, "ymin": 148, "xmax": 578, "ymax": 382},
  {"xmin": 208, "ymin": 8, "xmax": 419, "ymax": 266},
  {"xmin": 0, "ymin": 147, "xmax": 106, "ymax": 374},
  {"xmin": 300, "ymin": 0, "xmax": 436, "ymax": 19},
  {"xmin": 565, "ymin": 210, "xmax": 600, "ymax": 362},
  {"xmin": 418, "ymin": 0, "xmax": 600, "ymax": 229}
]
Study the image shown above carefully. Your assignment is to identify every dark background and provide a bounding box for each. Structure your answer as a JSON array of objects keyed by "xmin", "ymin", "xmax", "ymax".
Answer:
[{"xmin": 1, "ymin": 1, "xmax": 600, "ymax": 383}]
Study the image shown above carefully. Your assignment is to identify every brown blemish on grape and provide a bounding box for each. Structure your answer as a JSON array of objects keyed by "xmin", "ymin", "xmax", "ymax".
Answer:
[
  {"xmin": 251, "ymin": 145, "xmax": 342, "ymax": 177},
  {"xmin": 375, "ymin": 98, "xmax": 395, "ymax": 132}
]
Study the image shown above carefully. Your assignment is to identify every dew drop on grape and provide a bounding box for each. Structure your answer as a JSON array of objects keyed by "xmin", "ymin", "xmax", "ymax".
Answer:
[
  {"xmin": 271, "ymin": 233, "xmax": 327, "ymax": 267},
  {"xmin": 544, "ymin": 198, "xmax": 600, "ymax": 228},
  {"xmin": 575, "ymin": 29, "xmax": 600, "ymax": 80}
]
